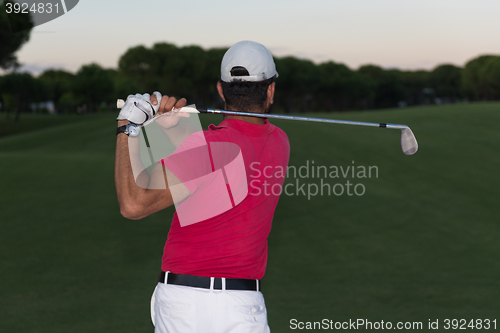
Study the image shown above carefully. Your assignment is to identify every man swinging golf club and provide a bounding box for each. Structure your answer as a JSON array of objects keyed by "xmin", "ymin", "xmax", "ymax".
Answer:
[{"xmin": 115, "ymin": 40, "xmax": 290, "ymax": 332}]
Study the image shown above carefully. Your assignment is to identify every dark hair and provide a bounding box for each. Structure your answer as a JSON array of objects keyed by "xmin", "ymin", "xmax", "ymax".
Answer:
[{"xmin": 220, "ymin": 66, "xmax": 275, "ymax": 112}]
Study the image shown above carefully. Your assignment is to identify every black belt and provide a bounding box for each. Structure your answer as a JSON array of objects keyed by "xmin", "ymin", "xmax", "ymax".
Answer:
[{"xmin": 159, "ymin": 272, "xmax": 260, "ymax": 291}]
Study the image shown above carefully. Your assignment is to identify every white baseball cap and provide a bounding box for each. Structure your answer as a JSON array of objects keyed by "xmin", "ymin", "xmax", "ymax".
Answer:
[{"xmin": 220, "ymin": 41, "xmax": 278, "ymax": 82}]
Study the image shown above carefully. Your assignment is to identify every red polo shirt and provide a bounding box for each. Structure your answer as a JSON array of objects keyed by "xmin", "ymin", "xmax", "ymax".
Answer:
[{"xmin": 160, "ymin": 118, "xmax": 290, "ymax": 279}]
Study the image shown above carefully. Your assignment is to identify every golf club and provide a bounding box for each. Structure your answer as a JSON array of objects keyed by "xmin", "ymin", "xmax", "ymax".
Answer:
[{"xmin": 117, "ymin": 99, "xmax": 419, "ymax": 155}]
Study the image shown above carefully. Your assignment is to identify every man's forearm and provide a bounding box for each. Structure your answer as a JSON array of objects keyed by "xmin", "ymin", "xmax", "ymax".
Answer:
[
  {"xmin": 115, "ymin": 121, "xmax": 179, "ymax": 220},
  {"xmin": 114, "ymin": 121, "xmax": 157, "ymax": 217},
  {"xmin": 115, "ymin": 121, "xmax": 143, "ymax": 215}
]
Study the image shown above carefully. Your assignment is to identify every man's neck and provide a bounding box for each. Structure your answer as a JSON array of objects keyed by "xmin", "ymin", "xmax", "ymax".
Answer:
[
  {"xmin": 222, "ymin": 106, "xmax": 267, "ymax": 125},
  {"xmin": 223, "ymin": 114, "xmax": 266, "ymax": 125}
]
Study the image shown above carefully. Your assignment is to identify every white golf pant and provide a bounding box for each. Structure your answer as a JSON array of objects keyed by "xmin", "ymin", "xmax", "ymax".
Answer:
[{"xmin": 151, "ymin": 282, "xmax": 271, "ymax": 333}]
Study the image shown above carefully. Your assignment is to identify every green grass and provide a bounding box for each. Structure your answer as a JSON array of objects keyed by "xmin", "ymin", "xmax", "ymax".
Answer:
[
  {"xmin": 0, "ymin": 102, "xmax": 499, "ymax": 332},
  {"xmin": 0, "ymin": 113, "xmax": 88, "ymax": 138}
]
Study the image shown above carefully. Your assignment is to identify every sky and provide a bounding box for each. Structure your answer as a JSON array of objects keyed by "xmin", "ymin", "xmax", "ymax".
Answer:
[{"xmin": 9, "ymin": 0, "xmax": 500, "ymax": 75}]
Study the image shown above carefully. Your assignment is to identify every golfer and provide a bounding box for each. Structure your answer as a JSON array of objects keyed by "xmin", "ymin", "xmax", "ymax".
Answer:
[{"xmin": 115, "ymin": 40, "xmax": 290, "ymax": 333}]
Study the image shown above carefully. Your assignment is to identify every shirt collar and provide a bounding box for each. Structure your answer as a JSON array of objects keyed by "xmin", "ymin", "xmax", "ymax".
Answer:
[{"xmin": 209, "ymin": 118, "xmax": 274, "ymax": 136}]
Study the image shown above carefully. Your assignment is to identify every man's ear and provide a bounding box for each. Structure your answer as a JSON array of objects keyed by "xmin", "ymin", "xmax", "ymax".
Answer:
[
  {"xmin": 267, "ymin": 82, "xmax": 276, "ymax": 104},
  {"xmin": 217, "ymin": 82, "xmax": 225, "ymax": 101}
]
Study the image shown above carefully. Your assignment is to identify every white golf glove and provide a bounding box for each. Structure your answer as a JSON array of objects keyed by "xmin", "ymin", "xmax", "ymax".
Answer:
[{"xmin": 117, "ymin": 92, "xmax": 162, "ymax": 126}]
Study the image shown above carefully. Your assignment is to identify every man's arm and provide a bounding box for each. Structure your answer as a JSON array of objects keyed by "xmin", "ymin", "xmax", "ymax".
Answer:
[
  {"xmin": 114, "ymin": 121, "xmax": 173, "ymax": 219},
  {"xmin": 114, "ymin": 96, "xmax": 190, "ymax": 220}
]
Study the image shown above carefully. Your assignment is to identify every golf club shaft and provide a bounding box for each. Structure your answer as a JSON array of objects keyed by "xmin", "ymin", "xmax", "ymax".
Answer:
[
  {"xmin": 194, "ymin": 106, "xmax": 418, "ymax": 156},
  {"xmin": 196, "ymin": 108, "xmax": 409, "ymax": 130}
]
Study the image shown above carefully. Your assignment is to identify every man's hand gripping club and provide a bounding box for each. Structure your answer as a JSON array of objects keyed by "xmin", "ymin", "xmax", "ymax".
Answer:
[
  {"xmin": 117, "ymin": 92, "xmax": 162, "ymax": 126},
  {"xmin": 117, "ymin": 91, "xmax": 189, "ymax": 129}
]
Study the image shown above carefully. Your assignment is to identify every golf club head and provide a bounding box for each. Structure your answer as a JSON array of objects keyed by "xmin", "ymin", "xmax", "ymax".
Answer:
[{"xmin": 401, "ymin": 128, "xmax": 418, "ymax": 155}]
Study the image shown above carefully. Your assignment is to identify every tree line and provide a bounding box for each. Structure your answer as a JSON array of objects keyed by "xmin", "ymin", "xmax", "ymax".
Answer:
[{"xmin": 1, "ymin": 42, "xmax": 500, "ymax": 119}]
